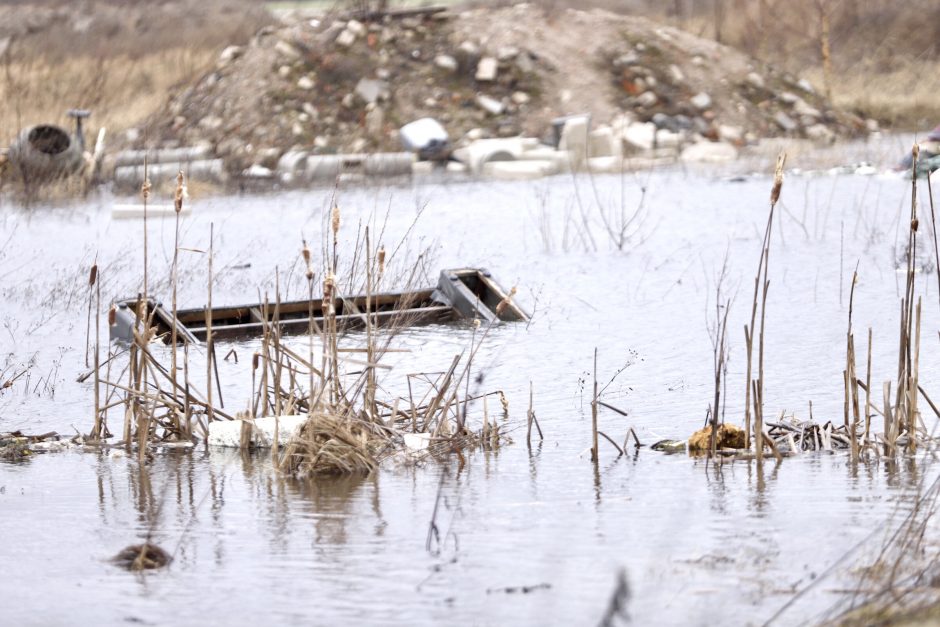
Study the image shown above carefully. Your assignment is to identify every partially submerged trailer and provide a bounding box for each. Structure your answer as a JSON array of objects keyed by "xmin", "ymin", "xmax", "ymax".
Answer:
[{"xmin": 110, "ymin": 268, "xmax": 527, "ymax": 344}]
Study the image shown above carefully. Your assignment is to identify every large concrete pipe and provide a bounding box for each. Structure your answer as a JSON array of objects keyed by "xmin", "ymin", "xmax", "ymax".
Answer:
[
  {"xmin": 113, "ymin": 146, "xmax": 213, "ymax": 168},
  {"xmin": 7, "ymin": 124, "xmax": 84, "ymax": 183},
  {"xmin": 113, "ymin": 159, "xmax": 227, "ymax": 191}
]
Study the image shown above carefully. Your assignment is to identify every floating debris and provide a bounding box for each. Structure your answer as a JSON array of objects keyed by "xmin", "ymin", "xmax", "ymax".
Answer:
[{"xmin": 112, "ymin": 543, "xmax": 171, "ymax": 571}]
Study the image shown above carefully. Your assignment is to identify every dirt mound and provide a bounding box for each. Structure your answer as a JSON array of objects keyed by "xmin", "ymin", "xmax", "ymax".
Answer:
[{"xmin": 132, "ymin": 5, "xmax": 869, "ymax": 173}]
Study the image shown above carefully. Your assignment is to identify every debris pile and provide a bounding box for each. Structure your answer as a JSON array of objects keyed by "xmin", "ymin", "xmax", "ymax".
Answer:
[{"xmin": 128, "ymin": 5, "xmax": 873, "ymax": 179}]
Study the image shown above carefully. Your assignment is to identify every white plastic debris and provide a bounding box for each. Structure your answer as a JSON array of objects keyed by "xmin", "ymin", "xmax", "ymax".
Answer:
[
  {"xmin": 207, "ymin": 415, "xmax": 307, "ymax": 448},
  {"xmin": 403, "ymin": 432, "xmax": 432, "ymax": 452}
]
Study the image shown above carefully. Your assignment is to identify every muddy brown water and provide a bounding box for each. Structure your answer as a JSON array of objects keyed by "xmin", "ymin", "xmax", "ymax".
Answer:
[{"xmin": 2, "ymin": 140, "xmax": 939, "ymax": 625}]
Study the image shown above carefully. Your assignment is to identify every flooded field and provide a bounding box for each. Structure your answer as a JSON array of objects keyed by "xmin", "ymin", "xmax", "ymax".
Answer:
[{"xmin": 2, "ymin": 138, "xmax": 939, "ymax": 625}]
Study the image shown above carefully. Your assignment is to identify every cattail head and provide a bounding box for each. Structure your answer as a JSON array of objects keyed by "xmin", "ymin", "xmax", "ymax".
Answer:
[
  {"xmin": 88, "ymin": 263, "xmax": 97, "ymax": 287},
  {"xmin": 913, "ymin": 143, "xmax": 920, "ymax": 160},
  {"xmin": 331, "ymin": 205, "xmax": 340, "ymax": 237},
  {"xmin": 141, "ymin": 177, "xmax": 152, "ymax": 202},
  {"xmin": 108, "ymin": 304, "xmax": 117, "ymax": 326},
  {"xmin": 377, "ymin": 246, "xmax": 386, "ymax": 277},
  {"xmin": 301, "ymin": 240, "xmax": 314, "ymax": 280},
  {"xmin": 770, "ymin": 153, "xmax": 786, "ymax": 206},
  {"xmin": 912, "ymin": 217, "xmax": 919, "ymax": 232},
  {"xmin": 472, "ymin": 318, "xmax": 481, "ymax": 330},
  {"xmin": 174, "ymin": 171, "xmax": 186, "ymax": 213},
  {"xmin": 252, "ymin": 352, "xmax": 260, "ymax": 371},
  {"xmin": 323, "ymin": 272, "xmax": 336, "ymax": 302}
]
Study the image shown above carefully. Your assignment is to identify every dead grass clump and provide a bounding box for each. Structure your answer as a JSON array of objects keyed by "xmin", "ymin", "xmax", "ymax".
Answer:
[
  {"xmin": 688, "ymin": 423, "xmax": 745, "ymax": 453},
  {"xmin": 0, "ymin": 49, "xmax": 216, "ymax": 149},
  {"xmin": 806, "ymin": 60, "xmax": 939, "ymax": 128},
  {"xmin": 280, "ymin": 411, "xmax": 380, "ymax": 476},
  {"xmin": 90, "ymin": 201, "xmax": 515, "ymax": 475}
]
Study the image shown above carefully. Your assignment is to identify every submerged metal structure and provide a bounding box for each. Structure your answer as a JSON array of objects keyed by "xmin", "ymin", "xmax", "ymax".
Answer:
[{"xmin": 110, "ymin": 268, "xmax": 527, "ymax": 344}]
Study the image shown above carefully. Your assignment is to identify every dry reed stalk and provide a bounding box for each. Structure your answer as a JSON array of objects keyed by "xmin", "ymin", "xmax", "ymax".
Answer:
[
  {"xmin": 845, "ymin": 268, "xmax": 860, "ymax": 461},
  {"xmin": 819, "ymin": 1, "xmax": 833, "ymax": 102},
  {"xmin": 142, "ymin": 163, "xmax": 150, "ymax": 303},
  {"xmin": 273, "ymin": 269, "xmax": 284, "ymax": 417},
  {"xmin": 527, "ymin": 381, "xmax": 535, "ymax": 446},
  {"xmin": 170, "ymin": 171, "xmax": 184, "ymax": 394},
  {"xmin": 744, "ymin": 154, "xmax": 785, "ymax": 451},
  {"xmin": 883, "ymin": 381, "xmax": 895, "ymax": 456},
  {"xmin": 302, "ymin": 240, "xmax": 316, "ymax": 417},
  {"xmin": 365, "ymin": 227, "xmax": 376, "ymax": 418},
  {"xmin": 865, "ymin": 328, "xmax": 872, "ymax": 440},
  {"xmin": 183, "ymin": 341, "xmax": 191, "ymax": 435},
  {"xmin": 708, "ymin": 265, "xmax": 731, "ymax": 458},
  {"xmin": 205, "ymin": 223, "xmax": 214, "ymax": 424},
  {"xmin": 750, "ymin": 154, "xmax": 786, "ymax": 461},
  {"xmin": 910, "ymin": 298, "xmax": 921, "ymax": 452},
  {"xmin": 591, "ymin": 348, "xmax": 599, "ymax": 462},
  {"xmin": 925, "ymin": 170, "xmax": 940, "ymax": 311},
  {"xmin": 92, "ymin": 262, "xmax": 102, "ymax": 439},
  {"xmin": 84, "ymin": 259, "xmax": 97, "ymax": 368}
]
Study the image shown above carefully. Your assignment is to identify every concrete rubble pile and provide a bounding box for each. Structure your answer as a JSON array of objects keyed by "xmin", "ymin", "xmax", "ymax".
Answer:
[{"xmin": 116, "ymin": 5, "xmax": 875, "ymax": 188}]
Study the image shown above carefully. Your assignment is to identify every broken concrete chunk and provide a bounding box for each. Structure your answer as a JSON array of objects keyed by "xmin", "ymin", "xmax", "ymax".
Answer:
[
  {"xmin": 511, "ymin": 91, "xmax": 530, "ymax": 105},
  {"xmin": 475, "ymin": 56, "xmax": 498, "ymax": 81},
  {"xmin": 793, "ymin": 98, "xmax": 821, "ymax": 119},
  {"xmin": 654, "ymin": 129, "xmax": 681, "ymax": 148},
  {"xmin": 690, "ymin": 92, "xmax": 712, "ymax": 110},
  {"xmin": 345, "ymin": 19, "xmax": 365, "ymax": 37},
  {"xmin": 797, "ymin": 78, "xmax": 815, "ymax": 94},
  {"xmin": 613, "ymin": 51, "xmax": 639, "ymax": 68},
  {"xmin": 718, "ymin": 124, "xmax": 743, "ymax": 144},
  {"xmin": 515, "ymin": 52, "xmax": 534, "ymax": 74},
  {"xmin": 434, "ymin": 54, "xmax": 458, "ymax": 72},
  {"xmin": 668, "ymin": 64, "xmax": 684, "ymax": 83},
  {"xmin": 773, "ymin": 111, "xmax": 798, "ymax": 132},
  {"xmin": 622, "ymin": 121, "xmax": 657, "ymax": 151},
  {"xmin": 335, "ymin": 29, "xmax": 356, "ymax": 47},
  {"xmin": 497, "ymin": 46, "xmax": 519, "ymax": 61},
  {"xmin": 805, "ymin": 123, "xmax": 835, "ymax": 143},
  {"xmin": 218, "ymin": 45, "xmax": 243, "ymax": 66},
  {"xmin": 399, "ymin": 117, "xmax": 449, "ymax": 160},
  {"xmin": 636, "ymin": 91, "xmax": 658, "ymax": 108},
  {"xmin": 559, "ymin": 115, "xmax": 590, "ymax": 164},
  {"xmin": 476, "ymin": 93, "xmax": 505, "ymax": 115},
  {"xmin": 355, "ymin": 78, "xmax": 388, "ymax": 104},
  {"xmin": 589, "ymin": 125, "xmax": 621, "ymax": 158},
  {"xmin": 274, "ymin": 40, "xmax": 300, "ymax": 59},
  {"xmin": 680, "ymin": 141, "xmax": 738, "ymax": 163}
]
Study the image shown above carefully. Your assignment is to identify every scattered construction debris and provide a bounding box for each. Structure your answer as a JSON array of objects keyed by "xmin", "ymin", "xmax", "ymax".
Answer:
[{"xmin": 122, "ymin": 5, "xmax": 871, "ymax": 184}]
